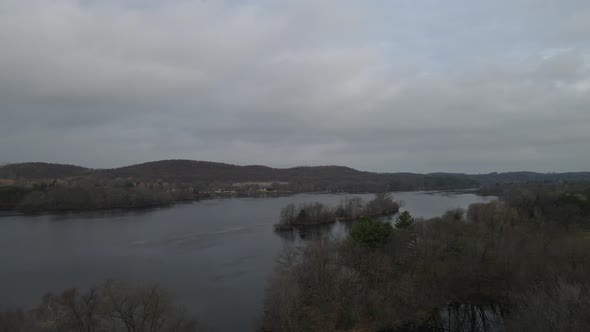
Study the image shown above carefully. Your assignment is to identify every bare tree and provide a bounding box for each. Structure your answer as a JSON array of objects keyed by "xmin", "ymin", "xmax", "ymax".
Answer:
[{"xmin": 1, "ymin": 281, "xmax": 200, "ymax": 332}]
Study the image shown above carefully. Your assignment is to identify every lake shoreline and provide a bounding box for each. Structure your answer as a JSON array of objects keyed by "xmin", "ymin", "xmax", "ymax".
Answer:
[{"xmin": 0, "ymin": 187, "xmax": 482, "ymax": 217}]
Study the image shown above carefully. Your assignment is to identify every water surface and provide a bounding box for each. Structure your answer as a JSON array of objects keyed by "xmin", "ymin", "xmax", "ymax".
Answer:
[{"xmin": 0, "ymin": 191, "xmax": 495, "ymax": 331}]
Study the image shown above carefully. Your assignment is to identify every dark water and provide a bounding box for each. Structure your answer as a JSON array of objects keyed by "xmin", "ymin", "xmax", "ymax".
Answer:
[{"xmin": 0, "ymin": 191, "xmax": 495, "ymax": 331}]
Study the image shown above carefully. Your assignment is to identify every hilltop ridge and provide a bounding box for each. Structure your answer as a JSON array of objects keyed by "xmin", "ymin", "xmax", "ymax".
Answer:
[
  {"xmin": 1, "ymin": 159, "xmax": 589, "ymax": 212},
  {"xmin": 2, "ymin": 159, "xmax": 589, "ymax": 187}
]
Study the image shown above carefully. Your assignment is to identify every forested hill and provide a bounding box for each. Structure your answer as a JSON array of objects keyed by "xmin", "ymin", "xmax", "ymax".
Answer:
[
  {"xmin": 0, "ymin": 160, "xmax": 478, "ymax": 192},
  {"xmin": 1, "ymin": 160, "xmax": 589, "ymax": 212},
  {"xmin": 1, "ymin": 160, "xmax": 589, "ymax": 188},
  {"xmin": 470, "ymin": 171, "xmax": 590, "ymax": 185},
  {"xmin": 0, "ymin": 162, "xmax": 90, "ymax": 179},
  {"xmin": 104, "ymin": 160, "xmax": 398, "ymax": 189}
]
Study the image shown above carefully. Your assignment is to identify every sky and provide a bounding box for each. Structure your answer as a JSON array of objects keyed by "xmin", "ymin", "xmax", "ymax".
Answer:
[{"xmin": 1, "ymin": 0, "xmax": 589, "ymax": 173}]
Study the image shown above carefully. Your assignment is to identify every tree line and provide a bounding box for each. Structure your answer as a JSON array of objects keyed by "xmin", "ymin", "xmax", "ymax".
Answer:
[
  {"xmin": 0, "ymin": 179, "xmax": 197, "ymax": 212},
  {"xmin": 0, "ymin": 280, "xmax": 200, "ymax": 332}
]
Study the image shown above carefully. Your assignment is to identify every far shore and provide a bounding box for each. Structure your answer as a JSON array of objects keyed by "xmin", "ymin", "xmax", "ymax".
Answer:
[{"xmin": 0, "ymin": 187, "xmax": 484, "ymax": 216}]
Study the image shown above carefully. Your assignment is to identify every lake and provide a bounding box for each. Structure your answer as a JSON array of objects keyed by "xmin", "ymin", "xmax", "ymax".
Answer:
[{"xmin": 0, "ymin": 191, "xmax": 495, "ymax": 331}]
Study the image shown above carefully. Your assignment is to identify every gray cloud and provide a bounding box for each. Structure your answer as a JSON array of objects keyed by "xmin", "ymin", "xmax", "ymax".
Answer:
[{"xmin": 0, "ymin": 0, "xmax": 589, "ymax": 172}]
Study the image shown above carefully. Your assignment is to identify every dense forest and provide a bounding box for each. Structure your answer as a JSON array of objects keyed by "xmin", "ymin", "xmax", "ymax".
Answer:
[
  {"xmin": 1, "ymin": 160, "xmax": 589, "ymax": 212},
  {"xmin": 261, "ymin": 182, "xmax": 590, "ymax": 331}
]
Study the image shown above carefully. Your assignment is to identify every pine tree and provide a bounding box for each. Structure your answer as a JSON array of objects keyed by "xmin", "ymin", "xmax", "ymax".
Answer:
[{"xmin": 395, "ymin": 211, "xmax": 415, "ymax": 229}]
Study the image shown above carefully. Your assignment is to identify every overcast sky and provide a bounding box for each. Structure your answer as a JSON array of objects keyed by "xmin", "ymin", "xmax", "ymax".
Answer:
[{"xmin": 1, "ymin": 0, "xmax": 589, "ymax": 173}]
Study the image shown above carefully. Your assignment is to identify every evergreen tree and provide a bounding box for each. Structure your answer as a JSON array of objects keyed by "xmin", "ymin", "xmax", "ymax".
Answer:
[{"xmin": 395, "ymin": 211, "xmax": 415, "ymax": 228}]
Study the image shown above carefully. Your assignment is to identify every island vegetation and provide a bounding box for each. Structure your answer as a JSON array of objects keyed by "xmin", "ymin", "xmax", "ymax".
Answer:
[
  {"xmin": 274, "ymin": 193, "xmax": 400, "ymax": 231},
  {"xmin": 261, "ymin": 182, "xmax": 590, "ymax": 331}
]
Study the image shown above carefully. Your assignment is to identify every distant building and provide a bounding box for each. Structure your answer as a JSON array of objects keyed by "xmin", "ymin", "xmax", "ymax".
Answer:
[{"xmin": 0, "ymin": 179, "xmax": 16, "ymax": 186}]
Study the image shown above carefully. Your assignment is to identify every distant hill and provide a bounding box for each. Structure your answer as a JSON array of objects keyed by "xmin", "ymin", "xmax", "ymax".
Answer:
[
  {"xmin": 99, "ymin": 160, "xmax": 482, "ymax": 191},
  {"xmin": 0, "ymin": 162, "xmax": 89, "ymax": 179},
  {"xmin": 2, "ymin": 160, "xmax": 589, "ymax": 190},
  {"xmin": 100, "ymin": 160, "xmax": 375, "ymax": 183},
  {"xmin": 470, "ymin": 171, "xmax": 590, "ymax": 185},
  {"xmin": 2, "ymin": 160, "xmax": 590, "ymax": 212},
  {"xmin": 102, "ymin": 160, "xmax": 280, "ymax": 183}
]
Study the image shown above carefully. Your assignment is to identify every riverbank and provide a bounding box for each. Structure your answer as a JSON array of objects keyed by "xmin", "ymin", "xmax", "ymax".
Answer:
[{"xmin": 0, "ymin": 188, "xmax": 481, "ymax": 215}]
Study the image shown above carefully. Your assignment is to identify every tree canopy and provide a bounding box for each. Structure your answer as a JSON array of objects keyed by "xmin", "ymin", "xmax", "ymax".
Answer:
[
  {"xmin": 349, "ymin": 218, "xmax": 393, "ymax": 248},
  {"xmin": 394, "ymin": 211, "xmax": 415, "ymax": 228}
]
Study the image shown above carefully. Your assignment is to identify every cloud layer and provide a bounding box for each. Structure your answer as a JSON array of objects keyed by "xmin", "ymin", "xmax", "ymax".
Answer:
[{"xmin": 1, "ymin": 0, "xmax": 589, "ymax": 172}]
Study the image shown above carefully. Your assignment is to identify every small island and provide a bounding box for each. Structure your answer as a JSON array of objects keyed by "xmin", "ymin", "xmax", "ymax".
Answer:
[{"xmin": 274, "ymin": 193, "xmax": 400, "ymax": 231}]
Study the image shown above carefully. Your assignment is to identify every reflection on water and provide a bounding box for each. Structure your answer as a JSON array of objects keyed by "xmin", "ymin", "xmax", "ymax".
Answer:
[
  {"xmin": 0, "ymin": 191, "xmax": 494, "ymax": 332},
  {"xmin": 276, "ymin": 213, "xmax": 396, "ymax": 243}
]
